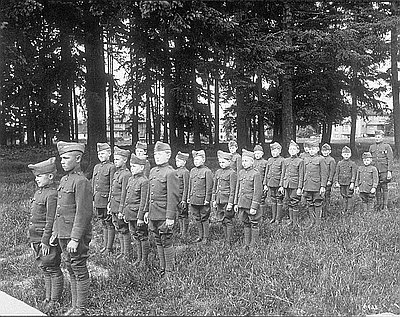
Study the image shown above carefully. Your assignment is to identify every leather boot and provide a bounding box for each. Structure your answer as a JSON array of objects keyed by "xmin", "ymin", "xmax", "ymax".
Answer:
[
  {"xmin": 64, "ymin": 276, "xmax": 77, "ymax": 315},
  {"xmin": 250, "ymin": 227, "xmax": 260, "ymax": 249},
  {"xmin": 367, "ymin": 201, "xmax": 375, "ymax": 213},
  {"xmin": 156, "ymin": 245, "xmax": 165, "ymax": 276},
  {"xmin": 344, "ymin": 198, "xmax": 349, "ymax": 213},
  {"xmin": 195, "ymin": 221, "xmax": 203, "ymax": 243},
  {"xmin": 292, "ymin": 208, "xmax": 299, "ymax": 228},
  {"xmin": 133, "ymin": 240, "xmax": 142, "ymax": 266},
  {"xmin": 286, "ymin": 207, "xmax": 293, "ymax": 227},
  {"xmin": 123, "ymin": 233, "xmax": 132, "ymax": 260},
  {"xmin": 116, "ymin": 234, "xmax": 124, "ymax": 259},
  {"xmin": 243, "ymin": 226, "xmax": 251, "ymax": 249},
  {"xmin": 74, "ymin": 278, "xmax": 90, "ymax": 316},
  {"xmin": 50, "ymin": 268, "xmax": 63, "ymax": 302},
  {"xmin": 383, "ymin": 191, "xmax": 389, "ymax": 212},
  {"xmin": 106, "ymin": 227, "xmax": 115, "ymax": 253},
  {"xmin": 202, "ymin": 221, "xmax": 210, "ymax": 245},
  {"xmin": 376, "ymin": 190, "xmax": 383, "ymax": 211},
  {"xmin": 307, "ymin": 206, "xmax": 316, "ymax": 229},
  {"xmin": 164, "ymin": 246, "xmax": 175, "ymax": 276},
  {"xmin": 347, "ymin": 197, "xmax": 354, "ymax": 212},
  {"xmin": 140, "ymin": 240, "xmax": 150, "ymax": 268},
  {"xmin": 43, "ymin": 271, "xmax": 51, "ymax": 303},
  {"xmin": 259, "ymin": 204, "xmax": 266, "ymax": 224},
  {"xmin": 182, "ymin": 218, "xmax": 189, "ymax": 240},
  {"xmin": 315, "ymin": 206, "xmax": 322, "ymax": 227},
  {"xmin": 99, "ymin": 227, "xmax": 108, "ymax": 253},
  {"xmin": 276, "ymin": 203, "xmax": 283, "ymax": 224},
  {"xmin": 178, "ymin": 219, "xmax": 183, "ymax": 237},
  {"xmin": 226, "ymin": 224, "xmax": 233, "ymax": 246},
  {"xmin": 270, "ymin": 203, "xmax": 277, "ymax": 224}
]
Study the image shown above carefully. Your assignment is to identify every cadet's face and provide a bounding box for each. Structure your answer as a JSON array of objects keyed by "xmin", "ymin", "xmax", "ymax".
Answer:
[
  {"xmin": 135, "ymin": 148, "xmax": 146, "ymax": 158},
  {"xmin": 308, "ymin": 146, "xmax": 319, "ymax": 156},
  {"xmin": 130, "ymin": 164, "xmax": 144, "ymax": 175},
  {"xmin": 254, "ymin": 151, "xmax": 263, "ymax": 159},
  {"xmin": 35, "ymin": 173, "xmax": 53, "ymax": 188},
  {"xmin": 193, "ymin": 156, "xmax": 205, "ymax": 167},
  {"xmin": 175, "ymin": 158, "xmax": 185, "ymax": 168},
  {"xmin": 218, "ymin": 158, "xmax": 230, "ymax": 169},
  {"xmin": 363, "ymin": 158, "xmax": 372, "ymax": 166},
  {"xmin": 304, "ymin": 146, "xmax": 310, "ymax": 153},
  {"xmin": 288, "ymin": 146, "xmax": 299, "ymax": 156},
  {"xmin": 229, "ymin": 146, "xmax": 237, "ymax": 154},
  {"xmin": 342, "ymin": 152, "xmax": 351, "ymax": 160},
  {"xmin": 60, "ymin": 153, "xmax": 80, "ymax": 172},
  {"xmin": 321, "ymin": 149, "xmax": 331, "ymax": 157},
  {"xmin": 154, "ymin": 151, "xmax": 170, "ymax": 165},
  {"xmin": 97, "ymin": 150, "xmax": 110, "ymax": 162},
  {"xmin": 375, "ymin": 135, "xmax": 383, "ymax": 143},
  {"xmin": 242, "ymin": 156, "xmax": 253, "ymax": 169},
  {"xmin": 271, "ymin": 148, "xmax": 281, "ymax": 158},
  {"xmin": 114, "ymin": 155, "xmax": 126, "ymax": 168}
]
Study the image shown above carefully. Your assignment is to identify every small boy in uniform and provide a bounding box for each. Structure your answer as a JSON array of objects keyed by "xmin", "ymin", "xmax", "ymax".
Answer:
[
  {"xmin": 135, "ymin": 141, "xmax": 151, "ymax": 178},
  {"xmin": 228, "ymin": 140, "xmax": 242, "ymax": 173},
  {"xmin": 52, "ymin": 142, "xmax": 93, "ymax": 315},
  {"xmin": 321, "ymin": 143, "xmax": 336, "ymax": 216},
  {"xmin": 263, "ymin": 142, "xmax": 285, "ymax": 224},
  {"xmin": 109, "ymin": 146, "xmax": 132, "ymax": 259},
  {"xmin": 334, "ymin": 146, "xmax": 357, "ymax": 213},
  {"xmin": 92, "ymin": 142, "xmax": 116, "ymax": 254},
  {"xmin": 253, "ymin": 144, "xmax": 268, "ymax": 218},
  {"xmin": 234, "ymin": 149, "xmax": 262, "ymax": 249},
  {"xmin": 188, "ymin": 149, "xmax": 214, "ymax": 245},
  {"xmin": 369, "ymin": 130, "xmax": 394, "ymax": 212},
  {"xmin": 355, "ymin": 152, "xmax": 379, "ymax": 212},
  {"xmin": 175, "ymin": 151, "xmax": 190, "ymax": 240},
  {"xmin": 122, "ymin": 153, "xmax": 149, "ymax": 267},
  {"xmin": 279, "ymin": 141, "xmax": 304, "ymax": 228},
  {"xmin": 140, "ymin": 141, "xmax": 179, "ymax": 278},
  {"xmin": 302, "ymin": 138, "xmax": 328, "ymax": 228},
  {"xmin": 28, "ymin": 157, "xmax": 63, "ymax": 313},
  {"xmin": 212, "ymin": 150, "xmax": 237, "ymax": 246}
]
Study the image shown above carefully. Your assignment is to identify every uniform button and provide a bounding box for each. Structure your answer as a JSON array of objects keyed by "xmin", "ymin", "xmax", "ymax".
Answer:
[{"xmin": 57, "ymin": 213, "xmax": 60, "ymax": 217}]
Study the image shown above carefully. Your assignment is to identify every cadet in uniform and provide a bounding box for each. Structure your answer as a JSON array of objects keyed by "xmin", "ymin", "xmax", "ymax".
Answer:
[
  {"xmin": 188, "ymin": 150, "xmax": 214, "ymax": 245},
  {"xmin": 279, "ymin": 141, "xmax": 304, "ymax": 228},
  {"xmin": 228, "ymin": 140, "xmax": 242, "ymax": 173},
  {"xmin": 135, "ymin": 141, "xmax": 151, "ymax": 178},
  {"xmin": 28, "ymin": 157, "xmax": 63, "ymax": 313},
  {"xmin": 320, "ymin": 143, "xmax": 336, "ymax": 216},
  {"xmin": 122, "ymin": 154, "xmax": 149, "ymax": 267},
  {"xmin": 109, "ymin": 146, "xmax": 132, "ymax": 260},
  {"xmin": 334, "ymin": 146, "xmax": 357, "ymax": 214},
  {"xmin": 355, "ymin": 152, "xmax": 379, "ymax": 212},
  {"xmin": 212, "ymin": 151, "xmax": 237, "ymax": 246},
  {"xmin": 234, "ymin": 150, "xmax": 262, "ymax": 250},
  {"xmin": 302, "ymin": 138, "xmax": 328, "ymax": 228},
  {"xmin": 52, "ymin": 141, "xmax": 93, "ymax": 315},
  {"xmin": 263, "ymin": 142, "xmax": 285, "ymax": 224},
  {"xmin": 369, "ymin": 130, "xmax": 394, "ymax": 212},
  {"xmin": 253, "ymin": 144, "xmax": 268, "ymax": 219},
  {"xmin": 92, "ymin": 143, "xmax": 116, "ymax": 254},
  {"xmin": 140, "ymin": 141, "xmax": 179, "ymax": 278},
  {"xmin": 175, "ymin": 151, "xmax": 190, "ymax": 241}
]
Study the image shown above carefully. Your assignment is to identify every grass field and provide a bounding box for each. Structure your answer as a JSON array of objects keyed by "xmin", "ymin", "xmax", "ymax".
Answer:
[{"xmin": 1, "ymin": 144, "xmax": 400, "ymax": 316}]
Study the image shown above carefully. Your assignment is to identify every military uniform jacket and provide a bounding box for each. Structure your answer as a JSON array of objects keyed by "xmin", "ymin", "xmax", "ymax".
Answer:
[
  {"xmin": 92, "ymin": 161, "xmax": 116, "ymax": 208},
  {"xmin": 280, "ymin": 156, "xmax": 304, "ymax": 189},
  {"xmin": 230, "ymin": 153, "xmax": 242, "ymax": 173},
  {"xmin": 356, "ymin": 165, "xmax": 379, "ymax": 193},
  {"xmin": 188, "ymin": 165, "xmax": 213, "ymax": 205},
  {"xmin": 143, "ymin": 163, "xmax": 179, "ymax": 221},
  {"xmin": 212, "ymin": 167, "xmax": 237, "ymax": 205},
  {"xmin": 53, "ymin": 167, "xmax": 93, "ymax": 240},
  {"xmin": 254, "ymin": 158, "xmax": 267, "ymax": 179},
  {"xmin": 28, "ymin": 184, "xmax": 57, "ymax": 245},
  {"xmin": 109, "ymin": 167, "xmax": 131, "ymax": 214},
  {"xmin": 176, "ymin": 166, "xmax": 190, "ymax": 203},
  {"xmin": 144, "ymin": 160, "xmax": 151, "ymax": 178},
  {"xmin": 303, "ymin": 155, "xmax": 328, "ymax": 191},
  {"xmin": 334, "ymin": 159, "xmax": 357, "ymax": 185},
  {"xmin": 122, "ymin": 173, "xmax": 149, "ymax": 221},
  {"xmin": 264, "ymin": 156, "xmax": 284, "ymax": 187},
  {"xmin": 234, "ymin": 167, "xmax": 262, "ymax": 210},
  {"xmin": 369, "ymin": 142, "xmax": 394, "ymax": 173},
  {"xmin": 323, "ymin": 155, "xmax": 336, "ymax": 183}
]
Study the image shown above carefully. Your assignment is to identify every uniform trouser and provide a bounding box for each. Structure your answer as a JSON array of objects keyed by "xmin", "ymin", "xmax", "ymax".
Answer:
[
  {"xmin": 360, "ymin": 192, "xmax": 376, "ymax": 212},
  {"xmin": 303, "ymin": 191, "xmax": 323, "ymax": 227},
  {"xmin": 95, "ymin": 207, "xmax": 113, "ymax": 228},
  {"xmin": 177, "ymin": 203, "xmax": 189, "ymax": 220},
  {"xmin": 59, "ymin": 236, "xmax": 91, "ymax": 310},
  {"xmin": 149, "ymin": 219, "xmax": 174, "ymax": 273},
  {"xmin": 284, "ymin": 188, "xmax": 301, "ymax": 226},
  {"xmin": 377, "ymin": 173, "xmax": 389, "ymax": 208},
  {"xmin": 216, "ymin": 203, "xmax": 235, "ymax": 243},
  {"xmin": 190, "ymin": 204, "xmax": 211, "ymax": 240},
  {"xmin": 322, "ymin": 185, "xmax": 332, "ymax": 216},
  {"xmin": 128, "ymin": 220, "xmax": 149, "ymax": 265},
  {"xmin": 111, "ymin": 213, "xmax": 129, "ymax": 234},
  {"xmin": 238, "ymin": 207, "xmax": 262, "ymax": 246},
  {"xmin": 269, "ymin": 187, "xmax": 284, "ymax": 222},
  {"xmin": 339, "ymin": 185, "xmax": 354, "ymax": 212}
]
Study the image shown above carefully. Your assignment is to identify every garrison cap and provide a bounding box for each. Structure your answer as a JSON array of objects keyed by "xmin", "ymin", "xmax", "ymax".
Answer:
[
  {"xmin": 342, "ymin": 146, "xmax": 351, "ymax": 154},
  {"xmin": 135, "ymin": 141, "xmax": 147, "ymax": 150},
  {"xmin": 176, "ymin": 151, "xmax": 189, "ymax": 161},
  {"xmin": 321, "ymin": 143, "xmax": 331, "ymax": 151},
  {"xmin": 130, "ymin": 153, "xmax": 146, "ymax": 165},
  {"xmin": 228, "ymin": 140, "xmax": 238, "ymax": 148},
  {"xmin": 114, "ymin": 146, "xmax": 130, "ymax": 158},
  {"xmin": 28, "ymin": 157, "xmax": 57, "ymax": 176},
  {"xmin": 362, "ymin": 152, "xmax": 372, "ymax": 159},
  {"xmin": 154, "ymin": 141, "xmax": 171, "ymax": 152},
  {"xmin": 57, "ymin": 141, "xmax": 85, "ymax": 155},
  {"xmin": 270, "ymin": 142, "xmax": 282, "ymax": 150},
  {"xmin": 289, "ymin": 140, "xmax": 299, "ymax": 149},
  {"xmin": 97, "ymin": 142, "xmax": 110, "ymax": 152},
  {"xmin": 217, "ymin": 150, "xmax": 232, "ymax": 161},
  {"xmin": 308, "ymin": 138, "xmax": 320, "ymax": 147},
  {"xmin": 375, "ymin": 130, "xmax": 384, "ymax": 136},
  {"xmin": 192, "ymin": 149, "xmax": 206, "ymax": 159},
  {"xmin": 242, "ymin": 149, "xmax": 254, "ymax": 159},
  {"xmin": 253, "ymin": 144, "xmax": 264, "ymax": 152}
]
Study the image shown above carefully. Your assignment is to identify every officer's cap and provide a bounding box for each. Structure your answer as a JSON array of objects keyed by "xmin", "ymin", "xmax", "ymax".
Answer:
[
  {"xmin": 270, "ymin": 142, "xmax": 282, "ymax": 150},
  {"xmin": 362, "ymin": 152, "xmax": 372, "ymax": 159},
  {"xmin": 375, "ymin": 130, "xmax": 384, "ymax": 136},
  {"xmin": 28, "ymin": 157, "xmax": 57, "ymax": 176},
  {"xmin": 130, "ymin": 153, "xmax": 146, "ymax": 165},
  {"xmin": 114, "ymin": 146, "xmax": 130, "ymax": 158},
  {"xmin": 57, "ymin": 141, "xmax": 85, "ymax": 155},
  {"xmin": 217, "ymin": 150, "xmax": 232, "ymax": 161},
  {"xmin": 228, "ymin": 140, "xmax": 238, "ymax": 148},
  {"xmin": 154, "ymin": 141, "xmax": 171, "ymax": 152},
  {"xmin": 289, "ymin": 140, "xmax": 299, "ymax": 149},
  {"xmin": 135, "ymin": 141, "xmax": 147, "ymax": 150},
  {"xmin": 192, "ymin": 149, "xmax": 206, "ymax": 159},
  {"xmin": 321, "ymin": 143, "xmax": 331, "ymax": 151},
  {"xmin": 342, "ymin": 146, "xmax": 351, "ymax": 154},
  {"xmin": 253, "ymin": 144, "xmax": 264, "ymax": 152},
  {"xmin": 242, "ymin": 149, "xmax": 254, "ymax": 159},
  {"xmin": 176, "ymin": 151, "xmax": 189, "ymax": 161},
  {"xmin": 97, "ymin": 142, "xmax": 110, "ymax": 152}
]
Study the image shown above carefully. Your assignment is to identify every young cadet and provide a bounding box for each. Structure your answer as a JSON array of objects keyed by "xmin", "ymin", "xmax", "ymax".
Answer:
[
  {"xmin": 109, "ymin": 146, "xmax": 132, "ymax": 260},
  {"xmin": 228, "ymin": 140, "xmax": 242, "ymax": 173},
  {"xmin": 334, "ymin": 146, "xmax": 357, "ymax": 213},
  {"xmin": 355, "ymin": 152, "xmax": 379, "ymax": 212},
  {"xmin": 299, "ymin": 140, "xmax": 310, "ymax": 159},
  {"xmin": 188, "ymin": 149, "xmax": 214, "ymax": 245},
  {"xmin": 302, "ymin": 138, "xmax": 328, "ymax": 228},
  {"xmin": 369, "ymin": 130, "xmax": 394, "ymax": 212},
  {"xmin": 92, "ymin": 142, "xmax": 116, "ymax": 254},
  {"xmin": 320, "ymin": 143, "xmax": 336, "ymax": 215},
  {"xmin": 279, "ymin": 141, "xmax": 304, "ymax": 228},
  {"xmin": 122, "ymin": 154, "xmax": 149, "ymax": 267},
  {"xmin": 52, "ymin": 142, "xmax": 93, "ymax": 315},
  {"xmin": 28, "ymin": 157, "xmax": 63, "ymax": 313},
  {"xmin": 212, "ymin": 150, "xmax": 237, "ymax": 246},
  {"xmin": 135, "ymin": 141, "xmax": 151, "ymax": 178},
  {"xmin": 253, "ymin": 144, "xmax": 268, "ymax": 218},
  {"xmin": 139, "ymin": 141, "xmax": 179, "ymax": 278},
  {"xmin": 264, "ymin": 142, "xmax": 285, "ymax": 224},
  {"xmin": 234, "ymin": 149, "xmax": 262, "ymax": 249},
  {"xmin": 175, "ymin": 151, "xmax": 190, "ymax": 240}
]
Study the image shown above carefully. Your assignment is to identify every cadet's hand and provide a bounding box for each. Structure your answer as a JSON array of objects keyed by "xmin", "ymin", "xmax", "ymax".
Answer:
[
  {"xmin": 335, "ymin": 182, "xmax": 340, "ymax": 188},
  {"xmin": 349, "ymin": 183, "xmax": 354, "ymax": 190},
  {"xmin": 320, "ymin": 187, "xmax": 326, "ymax": 195},
  {"xmin": 371, "ymin": 187, "xmax": 376, "ymax": 194},
  {"xmin": 387, "ymin": 171, "xmax": 392, "ymax": 180},
  {"xmin": 296, "ymin": 188, "xmax": 302, "ymax": 196},
  {"xmin": 278, "ymin": 186, "xmax": 284, "ymax": 195},
  {"xmin": 41, "ymin": 243, "xmax": 50, "ymax": 256},
  {"xmin": 212, "ymin": 201, "xmax": 217, "ymax": 209},
  {"xmin": 263, "ymin": 185, "xmax": 269, "ymax": 192},
  {"xmin": 144, "ymin": 212, "xmax": 149, "ymax": 224},
  {"xmin": 355, "ymin": 187, "xmax": 360, "ymax": 194},
  {"xmin": 49, "ymin": 234, "xmax": 57, "ymax": 246},
  {"xmin": 204, "ymin": 200, "xmax": 210, "ymax": 206},
  {"xmin": 118, "ymin": 212, "xmax": 124, "ymax": 220},
  {"xmin": 123, "ymin": 215, "xmax": 128, "ymax": 223},
  {"xmin": 165, "ymin": 218, "xmax": 174, "ymax": 229},
  {"xmin": 327, "ymin": 180, "xmax": 332, "ymax": 186},
  {"xmin": 67, "ymin": 239, "xmax": 79, "ymax": 253},
  {"xmin": 234, "ymin": 205, "xmax": 238, "ymax": 213},
  {"xmin": 226, "ymin": 203, "xmax": 233, "ymax": 211},
  {"xmin": 137, "ymin": 219, "xmax": 144, "ymax": 225},
  {"xmin": 249, "ymin": 208, "xmax": 257, "ymax": 215}
]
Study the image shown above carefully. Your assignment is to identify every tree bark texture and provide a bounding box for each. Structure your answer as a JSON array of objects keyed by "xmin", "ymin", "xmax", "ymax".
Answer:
[{"xmin": 391, "ymin": 0, "xmax": 400, "ymax": 158}]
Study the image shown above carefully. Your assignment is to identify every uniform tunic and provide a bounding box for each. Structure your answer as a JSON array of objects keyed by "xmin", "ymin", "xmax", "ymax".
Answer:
[
  {"xmin": 369, "ymin": 142, "xmax": 394, "ymax": 182},
  {"xmin": 323, "ymin": 155, "xmax": 336, "ymax": 185},
  {"xmin": 230, "ymin": 152, "xmax": 242, "ymax": 173},
  {"xmin": 335, "ymin": 159, "xmax": 357, "ymax": 198},
  {"xmin": 212, "ymin": 167, "xmax": 237, "ymax": 222},
  {"xmin": 264, "ymin": 156, "xmax": 284, "ymax": 202},
  {"xmin": 188, "ymin": 165, "xmax": 213, "ymax": 222},
  {"xmin": 92, "ymin": 161, "xmax": 116, "ymax": 209},
  {"xmin": 109, "ymin": 167, "xmax": 131, "ymax": 233},
  {"xmin": 176, "ymin": 166, "xmax": 190, "ymax": 218},
  {"xmin": 280, "ymin": 156, "xmax": 304, "ymax": 208},
  {"xmin": 356, "ymin": 165, "xmax": 379, "ymax": 203},
  {"xmin": 302, "ymin": 154, "xmax": 328, "ymax": 207}
]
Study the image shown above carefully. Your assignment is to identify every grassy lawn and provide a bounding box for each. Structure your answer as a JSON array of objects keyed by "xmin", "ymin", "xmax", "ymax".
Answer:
[{"xmin": 1, "ymin": 145, "xmax": 400, "ymax": 316}]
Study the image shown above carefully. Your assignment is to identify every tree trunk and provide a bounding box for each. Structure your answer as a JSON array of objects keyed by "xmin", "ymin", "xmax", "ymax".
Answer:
[
  {"xmin": 214, "ymin": 76, "xmax": 220, "ymax": 146},
  {"xmin": 273, "ymin": 109, "xmax": 283, "ymax": 143},
  {"xmin": 257, "ymin": 73, "xmax": 265, "ymax": 144},
  {"xmin": 130, "ymin": 21, "xmax": 139, "ymax": 146},
  {"xmin": 0, "ymin": 14, "xmax": 6, "ymax": 146},
  {"xmin": 192, "ymin": 63, "xmax": 201, "ymax": 148},
  {"xmin": 107, "ymin": 33, "xmax": 115, "ymax": 150},
  {"xmin": 207, "ymin": 77, "xmax": 213, "ymax": 145},
  {"xmin": 391, "ymin": 0, "xmax": 400, "ymax": 158},
  {"xmin": 350, "ymin": 90, "xmax": 358, "ymax": 157},
  {"xmin": 236, "ymin": 85, "xmax": 249, "ymax": 149},
  {"xmin": 321, "ymin": 121, "xmax": 333, "ymax": 144}
]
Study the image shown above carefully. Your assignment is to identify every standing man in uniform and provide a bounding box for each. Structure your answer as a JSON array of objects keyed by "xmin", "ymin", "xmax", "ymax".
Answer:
[
  {"xmin": 175, "ymin": 151, "xmax": 190, "ymax": 241},
  {"xmin": 355, "ymin": 152, "xmax": 379, "ymax": 212},
  {"xmin": 52, "ymin": 141, "xmax": 93, "ymax": 316},
  {"xmin": 369, "ymin": 130, "xmax": 393, "ymax": 212},
  {"xmin": 228, "ymin": 140, "xmax": 242, "ymax": 173}
]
